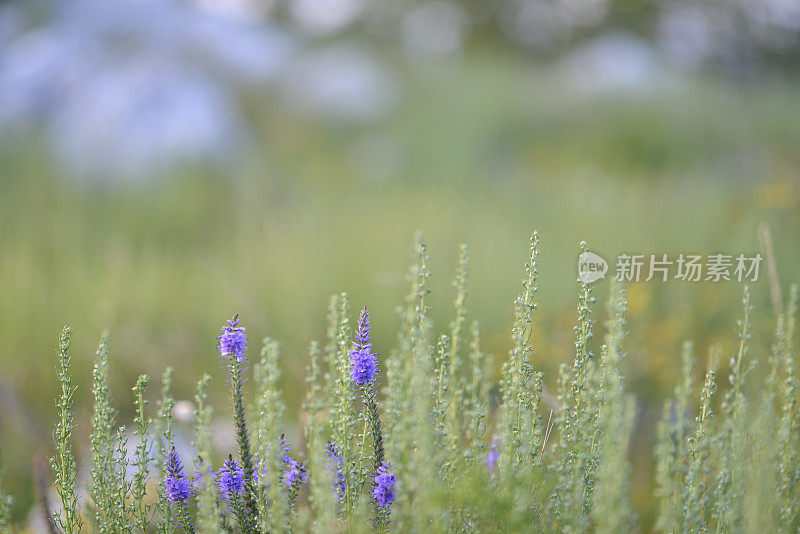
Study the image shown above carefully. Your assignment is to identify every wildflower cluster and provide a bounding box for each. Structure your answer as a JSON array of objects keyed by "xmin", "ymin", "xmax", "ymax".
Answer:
[
  {"xmin": 218, "ymin": 315, "xmax": 248, "ymax": 361},
  {"xmin": 280, "ymin": 434, "xmax": 308, "ymax": 507},
  {"xmin": 372, "ymin": 462, "xmax": 397, "ymax": 508},
  {"xmin": 218, "ymin": 455, "xmax": 245, "ymax": 498},
  {"xmin": 5, "ymin": 231, "xmax": 794, "ymax": 532},
  {"xmin": 165, "ymin": 447, "xmax": 192, "ymax": 503},
  {"xmin": 350, "ymin": 307, "xmax": 379, "ymax": 385}
]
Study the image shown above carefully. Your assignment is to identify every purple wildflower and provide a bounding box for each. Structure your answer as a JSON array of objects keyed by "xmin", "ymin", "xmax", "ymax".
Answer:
[
  {"xmin": 372, "ymin": 462, "xmax": 396, "ymax": 508},
  {"xmin": 165, "ymin": 447, "xmax": 193, "ymax": 503},
  {"xmin": 487, "ymin": 436, "xmax": 500, "ymax": 474},
  {"xmin": 217, "ymin": 314, "xmax": 248, "ymax": 361},
  {"xmin": 324, "ymin": 441, "xmax": 346, "ymax": 502},
  {"xmin": 283, "ymin": 457, "xmax": 307, "ymax": 488},
  {"xmin": 217, "ymin": 455, "xmax": 245, "ymax": 498},
  {"xmin": 280, "ymin": 434, "xmax": 308, "ymax": 490},
  {"xmin": 350, "ymin": 306, "xmax": 378, "ymax": 385}
]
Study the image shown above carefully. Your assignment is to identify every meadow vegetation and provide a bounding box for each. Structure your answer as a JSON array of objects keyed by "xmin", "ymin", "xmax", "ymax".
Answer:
[
  {"xmin": 1, "ymin": 229, "xmax": 798, "ymax": 532},
  {"xmin": 0, "ymin": 67, "xmax": 799, "ymax": 529}
]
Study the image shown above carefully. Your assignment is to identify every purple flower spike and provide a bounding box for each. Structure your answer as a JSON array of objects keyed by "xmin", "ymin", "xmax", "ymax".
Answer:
[
  {"xmin": 165, "ymin": 447, "xmax": 193, "ymax": 503},
  {"xmin": 280, "ymin": 434, "xmax": 308, "ymax": 489},
  {"xmin": 217, "ymin": 314, "xmax": 248, "ymax": 361},
  {"xmin": 350, "ymin": 306, "xmax": 378, "ymax": 385},
  {"xmin": 372, "ymin": 462, "xmax": 397, "ymax": 508},
  {"xmin": 324, "ymin": 441, "xmax": 346, "ymax": 502},
  {"xmin": 218, "ymin": 455, "xmax": 245, "ymax": 497},
  {"xmin": 283, "ymin": 457, "xmax": 307, "ymax": 488},
  {"xmin": 487, "ymin": 436, "xmax": 500, "ymax": 474}
]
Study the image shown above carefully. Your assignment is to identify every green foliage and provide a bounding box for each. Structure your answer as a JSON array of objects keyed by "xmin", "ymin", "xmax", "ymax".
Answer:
[
  {"xmin": 254, "ymin": 338, "xmax": 288, "ymax": 531},
  {"xmin": 327, "ymin": 293, "xmax": 359, "ymax": 518},
  {"xmin": 650, "ymin": 284, "xmax": 800, "ymax": 534},
  {"xmin": 592, "ymin": 284, "xmax": 636, "ymax": 533},
  {"xmin": 156, "ymin": 367, "xmax": 177, "ymax": 534},
  {"xmin": 131, "ymin": 374, "xmax": 153, "ymax": 532},
  {"xmin": 18, "ymin": 231, "xmax": 800, "ymax": 532},
  {"xmin": 50, "ymin": 326, "xmax": 82, "ymax": 533},
  {"xmin": 500, "ymin": 231, "xmax": 543, "ymax": 472},
  {"xmin": 0, "ymin": 443, "xmax": 12, "ymax": 532},
  {"xmin": 88, "ymin": 331, "xmax": 128, "ymax": 532},
  {"xmin": 682, "ymin": 345, "xmax": 719, "ymax": 531},
  {"xmin": 227, "ymin": 356, "xmax": 259, "ymax": 533},
  {"xmin": 462, "ymin": 320, "xmax": 492, "ymax": 463},
  {"xmin": 712, "ymin": 287, "xmax": 754, "ymax": 530},
  {"xmin": 777, "ymin": 285, "xmax": 800, "ymax": 529},
  {"xmin": 194, "ymin": 374, "xmax": 223, "ymax": 533},
  {"xmin": 553, "ymin": 241, "xmax": 599, "ymax": 531},
  {"xmin": 302, "ymin": 341, "xmax": 338, "ymax": 532},
  {"xmin": 2, "ymin": 67, "xmax": 800, "ymax": 524}
]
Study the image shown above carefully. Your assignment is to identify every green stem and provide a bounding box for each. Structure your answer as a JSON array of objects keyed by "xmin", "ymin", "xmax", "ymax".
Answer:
[{"xmin": 230, "ymin": 358, "xmax": 260, "ymax": 533}]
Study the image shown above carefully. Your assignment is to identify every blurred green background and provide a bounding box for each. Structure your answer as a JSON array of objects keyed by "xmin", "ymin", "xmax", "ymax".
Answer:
[{"xmin": 1, "ymin": 0, "xmax": 800, "ymax": 529}]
